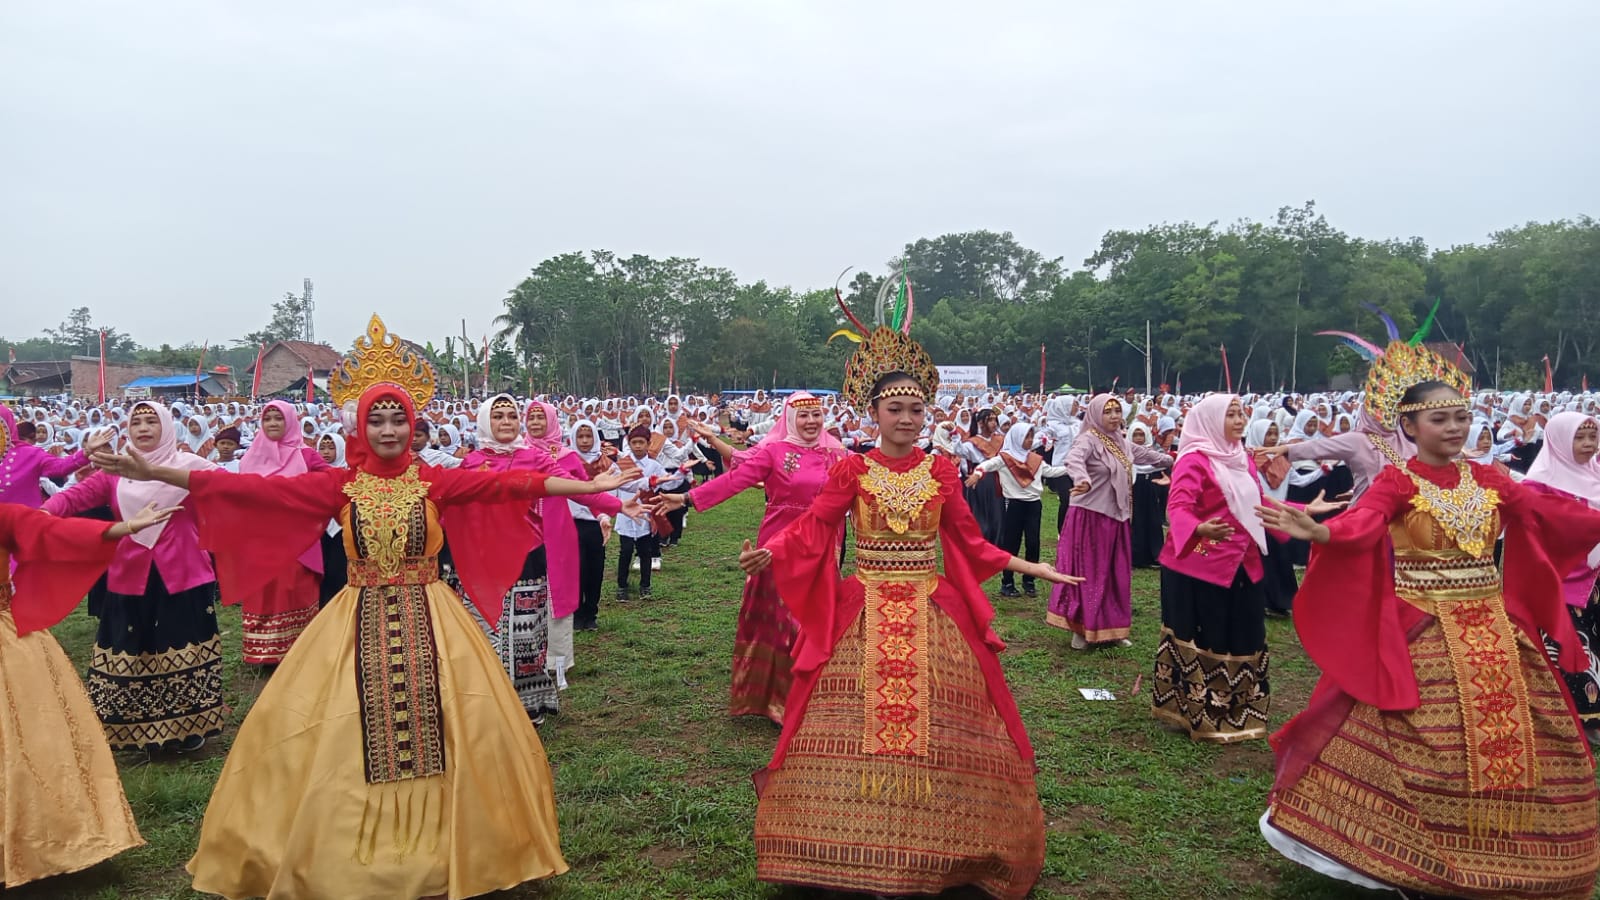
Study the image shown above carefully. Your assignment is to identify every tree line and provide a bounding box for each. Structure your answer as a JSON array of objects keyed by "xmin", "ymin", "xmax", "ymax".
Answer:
[{"xmin": 6, "ymin": 202, "xmax": 1596, "ymax": 397}]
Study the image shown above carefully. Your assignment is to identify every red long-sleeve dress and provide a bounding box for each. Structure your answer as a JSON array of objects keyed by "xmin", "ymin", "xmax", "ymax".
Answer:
[
  {"xmin": 754, "ymin": 448, "xmax": 1044, "ymax": 900},
  {"xmin": 1265, "ymin": 459, "xmax": 1600, "ymax": 899}
]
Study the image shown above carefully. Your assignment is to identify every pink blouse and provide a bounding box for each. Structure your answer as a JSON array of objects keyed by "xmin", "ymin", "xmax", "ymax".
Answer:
[
  {"xmin": 43, "ymin": 470, "xmax": 216, "ymax": 595},
  {"xmin": 688, "ymin": 439, "xmax": 848, "ymax": 545},
  {"xmin": 1158, "ymin": 453, "xmax": 1288, "ymax": 588}
]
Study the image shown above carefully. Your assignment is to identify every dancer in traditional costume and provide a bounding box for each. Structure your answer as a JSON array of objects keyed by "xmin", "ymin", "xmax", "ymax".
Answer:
[
  {"xmin": 94, "ymin": 316, "xmax": 633, "ymax": 900},
  {"xmin": 1522, "ymin": 411, "xmax": 1600, "ymax": 736},
  {"xmin": 652, "ymin": 392, "xmax": 849, "ymax": 725},
  {"xmin": 445, "ymin": 395, "xmax": 629, "ymax": 722},
  {"xmin": 1260, "ymin": 340, "xmax": 1600, "ymax": 899},
  {"xmin": 1048, "ymin": 393, "xmax": 1172, "ymax": 649},
  {"xmin": 0, "ymin": 500, "xmax": 176, "ymax": 886},
  {"xmin": 44, "ymin": 400, "xmax": 225, "ymax": 753},
  {"xmin": 741, "ymin": 298, "xmax": 1070, "ymax": 900},
  {"xmin": 234, "ymin": 400, "xmax": 330, "ymax": 665},
  {"xmin": 1150, "ymin": 394, "xmax": 1340, "ymax": 742}
]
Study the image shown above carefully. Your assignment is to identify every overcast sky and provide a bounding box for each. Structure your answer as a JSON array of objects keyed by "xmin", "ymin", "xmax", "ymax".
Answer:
[{"xmin": 2, "ymin": 1, "xmax": 1595, "ymax": 350}]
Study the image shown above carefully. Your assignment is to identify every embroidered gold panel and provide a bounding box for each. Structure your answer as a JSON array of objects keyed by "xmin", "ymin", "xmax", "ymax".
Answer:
[{"xmin": 347, "ymin": 470, "xmax": 447, "ymax": 784}]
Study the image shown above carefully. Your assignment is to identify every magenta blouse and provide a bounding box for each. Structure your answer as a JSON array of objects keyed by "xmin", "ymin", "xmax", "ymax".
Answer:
[
  {"xmin": 1, "ymin": 445, "xmax": 89, "ymax": 508},
  {"xmin": 1158, "ymin": 453, "xmax": 1290, "ymax": 588},
  {"xmin": 688, "ymin": 439, "xmax": 849, "ymax": 546},
  {"xmin": 42, "ymin": 470, "xmax": 216, "ymax": 595}
]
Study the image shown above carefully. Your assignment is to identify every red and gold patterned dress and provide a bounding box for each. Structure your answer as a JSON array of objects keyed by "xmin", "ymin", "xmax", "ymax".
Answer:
[
  {"xmin": 1265, "ymin": 459, "xmax": 1600, "ymax": 898},
  {"xmin": 756, "ymin": 448, "xmax": 1044, "ymax": 900}
]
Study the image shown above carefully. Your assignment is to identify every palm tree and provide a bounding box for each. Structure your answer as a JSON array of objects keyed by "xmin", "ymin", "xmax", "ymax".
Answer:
[{"xmin": 494, "ymin": 282, "xmax": 544, "ymax": 382}]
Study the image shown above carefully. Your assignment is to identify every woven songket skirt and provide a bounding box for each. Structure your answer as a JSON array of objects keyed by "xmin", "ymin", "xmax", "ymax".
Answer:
[
  {"xmin": 754, "ymin": 606, "xmax": 1044, "ymax": 900},
  {"xmin": 1268, "ymin": 623, "xmax": 1599, "ymax": 898},
  {"xmin": 729, "ymin": 568, "xmax": 797, "ymax": 724}
]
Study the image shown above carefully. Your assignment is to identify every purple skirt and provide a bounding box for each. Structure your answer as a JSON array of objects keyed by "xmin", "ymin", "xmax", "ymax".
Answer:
[{"xmin": 1047, "ymin": 507, "xmax": 1132, "ymax": 642}]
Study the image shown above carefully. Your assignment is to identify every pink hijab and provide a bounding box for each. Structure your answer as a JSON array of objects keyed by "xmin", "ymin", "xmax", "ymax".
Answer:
[
  {"xmin": 523, "ymin": 400, "xmax": 573, "ymax": 460},
  {"xmin": 1177, "ymin": 393, "xmax": 1267, "ymax": 552},
  {"xmin": 768, "ymin": 392, "xmax": 845, "ymax": 451},
  {"xmin": 1525, "ymin": 411, "xmax": 1600, "ymax": 507},
  {"xmin": 117, "ymin": 401, "xmax": 216, "ymax": 548},
  {"xmin": 239, "ymin": 400, "xmax": 310, "ymax": 479}
]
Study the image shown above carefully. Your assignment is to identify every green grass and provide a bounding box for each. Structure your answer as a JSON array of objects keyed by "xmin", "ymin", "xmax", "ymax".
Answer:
[{"xmin": 26, "ymin": 492, "xmax": 1391, "ymax": 899}]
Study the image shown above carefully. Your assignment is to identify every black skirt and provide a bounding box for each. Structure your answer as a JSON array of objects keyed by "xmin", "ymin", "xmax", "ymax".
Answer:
[
  {"xmin": 318, "ymin": 530, "xmax": 348, "ymax": 608},
  {"xmin": 1152, "ymin": 565, "xmax": 1271, "ymax": 742},
  {"xmin": 1130, "ymin": 473, "xmax": 1167, "ymax": 568},
  {"xmin": 965, "ymin": 471, "xmax": 1005, "ymax": 547},
  {"xmin": 84, "ymin": 568, "xmax": 226, "ymax": 751},
  {"xmin": 1260, "ymin": 538, "xmax": 1299, "ymax": 615}
]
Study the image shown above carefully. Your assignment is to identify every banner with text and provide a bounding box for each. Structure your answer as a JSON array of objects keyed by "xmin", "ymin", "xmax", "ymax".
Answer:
[{"xmin": 936, "ymin": 365, "xmax": 989, "ymax": 395}]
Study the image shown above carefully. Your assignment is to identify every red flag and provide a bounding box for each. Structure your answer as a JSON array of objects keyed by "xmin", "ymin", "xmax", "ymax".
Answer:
[
  {"xmin": 1543, "ymin": 355, "xmax": 1554, "ymax": 393},
  {"xmin": 194, "ymin": 341, "xmax": 207, "ymax": 404},
  {"xmin": 251, "ymin": 343, "xmax": 266, "ymax": 399},
  {"xmin": 481, "ymin": 336, "xmax": 490, "ymax": 393},
  {"xmin": 97, "ymin": 330, "xmax": 107, "ymax": 404},
  {"xmin": 1585, "ymin": 374, "xmax": 1590, "ymax": 393},
  {"xmin": 306, "ymin": 363, "xmax": 315, "ymax": 403},
  {"xmin": 1039, "ymin": 343, "xmax": 1046, "ymax": 395},
  {"xmin": 1221, "ymin": 343, "xmax": 1233, "ymax": 394},
  {"xmin": 668, "ymin": 343, "xmax": 679, "ymax": 395}
]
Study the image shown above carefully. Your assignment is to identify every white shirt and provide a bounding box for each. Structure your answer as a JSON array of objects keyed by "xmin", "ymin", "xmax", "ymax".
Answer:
[
  {"xmin": 976, "ymin": 455, "xmax": 1070, "ymax": 502},
  {"xmin": 614, "ymin": 453, "xmax": 667, "ymax": 539}
]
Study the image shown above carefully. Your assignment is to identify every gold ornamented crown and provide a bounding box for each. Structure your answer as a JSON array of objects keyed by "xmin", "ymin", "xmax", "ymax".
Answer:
[
  {"xmin": 842, "ymin": 327, "xmax": 940, "ymax": 408},
  {"xmin": 1364, "ymin": 341, "xmax": 1471, "ymax": 428},
  {"xmin": 329, "ymin": 314, "xmax": 436, "ymax": 408}
]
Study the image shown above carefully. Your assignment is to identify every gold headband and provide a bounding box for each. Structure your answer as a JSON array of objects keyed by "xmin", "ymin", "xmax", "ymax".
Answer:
[
  {"xmin": 370, "ymin": 398, "xmax": 405, "ymax": 411},
  {"xmin": 1395, "ymin": 398, "xmax": 1470, "ymax": 414},
  {"xmin": 491, "ymin": 397, "xmax": 517, "ymax": 411},
  {"xmin": 872, "ymin": 384, "xmax": 926, "ymax": 402},
  {"xmin": 788, "ymin": 397, "xmax": 822, "ymax": 409}
]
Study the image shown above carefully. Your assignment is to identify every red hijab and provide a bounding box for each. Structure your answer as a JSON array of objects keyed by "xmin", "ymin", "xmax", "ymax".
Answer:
[{"xmin": 347, "ymin": 384, "xmax": 417, "ymax": 477}]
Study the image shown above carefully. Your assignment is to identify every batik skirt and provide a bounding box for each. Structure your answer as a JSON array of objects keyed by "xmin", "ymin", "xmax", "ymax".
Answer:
[
  {"xmin": 1544, "ymin": 579, "xmax": 1600, "ymax": 728},
  {"xmin": 1151, "ymin": 565, "xmax": 1270, "ymax": 743},
  {"xmin": 447, "ymin": 548, "xmax": 560, "ymax": 719},
  {"xmin": 85, "ymin": 570, "xmax": 225, "ymax": 751}
]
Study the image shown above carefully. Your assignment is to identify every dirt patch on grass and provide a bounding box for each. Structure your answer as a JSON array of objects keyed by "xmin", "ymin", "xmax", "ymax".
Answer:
[{"xmin": 642, "ymin": 845, "xmax": 694, "ymax": 869}]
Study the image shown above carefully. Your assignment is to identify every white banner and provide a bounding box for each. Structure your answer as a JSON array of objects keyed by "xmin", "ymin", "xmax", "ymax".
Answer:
[{"xmin": 936, "ymin": 365, "xmax": 988, "ymax": 395}]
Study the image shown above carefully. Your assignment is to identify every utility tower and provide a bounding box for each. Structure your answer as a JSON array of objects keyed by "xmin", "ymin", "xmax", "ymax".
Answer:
[{"xmin": 301, "ymin": 278, "xmax": 315, "ymax": 342}]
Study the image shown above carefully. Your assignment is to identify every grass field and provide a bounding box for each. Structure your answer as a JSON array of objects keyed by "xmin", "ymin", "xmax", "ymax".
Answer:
[{"xmin": 21, "ymin": 490, "xmax": 1394, "ymax": 900}]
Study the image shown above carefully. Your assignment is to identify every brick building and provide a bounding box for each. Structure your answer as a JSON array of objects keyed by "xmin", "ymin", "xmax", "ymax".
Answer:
[{"xmin": 249, "ymin": 341, "xmax": 343, "ymax": 396}]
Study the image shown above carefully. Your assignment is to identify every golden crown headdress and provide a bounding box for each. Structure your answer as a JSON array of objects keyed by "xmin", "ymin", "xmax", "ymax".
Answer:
[
  {"xmin": 1323, "ymin": 301, "xmax": 1470, "ymax": 429},
  {"xmin": 329, "ymin": 314, "xmax": 436, "ymax": 408},
  {"xmin": 830, "ymin": 267, "xmax": 939, "ymax": 408}
]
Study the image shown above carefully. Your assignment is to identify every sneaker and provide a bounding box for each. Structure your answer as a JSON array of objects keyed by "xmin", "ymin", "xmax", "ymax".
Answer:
[
  {"xmin": 575, "ymin": 620, "xmax": 598, "ymax": 632},
  {"xmin": 1023, "ymin": 585, "xmax": 1038, "ymax": 598},
  {"xmin": 650, "ymin": 558, "xmax": 661, "ymax": 572},
  {"xmin": 1115, "ymin": 638, "xmax": 1133, "ymax": 648},
  {"xmin": 640, "ymin": 589, "xmax": 653, "ymax": 601},
  {"xmin": 999, "ymin": 585, "xmax": 1021, "ymax": 598},
  {"xmin": 179, "ymin": 734, "xmax": 207, "ymax": 753},
  {"xmin": 616, "ymin": 589, "xmax": 631, "ymax": 604},
  {"xmin": 1070, "ymin": 634, "xmax": 1089, "ymax": 651}
]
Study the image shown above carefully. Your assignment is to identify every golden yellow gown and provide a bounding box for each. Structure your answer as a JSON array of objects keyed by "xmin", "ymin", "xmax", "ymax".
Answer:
[{"xmin": 187, "ymin": 482, "xmax": 566, "ymax": 900}]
